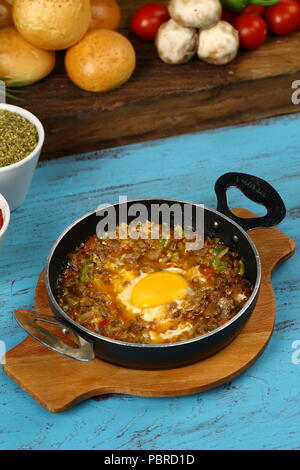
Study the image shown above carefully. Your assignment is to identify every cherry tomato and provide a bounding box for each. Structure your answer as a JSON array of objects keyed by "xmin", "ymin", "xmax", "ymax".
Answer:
[
  {"xmin": 221, "ymin": 8, "xmax": 235, "ymax": 24},
  {"xmin": 0, "ymin": 0, "xmax": 12, "ymax": 29},
  {"xmin": 266, "ymin": 0, "xmax": 300, "ymax": 35},
  {"xmin": 89, "ymin": 0, "xmax": 121, "ymax": 31},
  {"xmin": 242, "ymin": 5, "xmax": 266, "ymax": 16},
  {"xmin": 234, "ymin": 13, "xmax": 267, "ymax": 50},
  {"xmin": 131, "ymin": 3, "xmax": 170, "ymax": 41}
]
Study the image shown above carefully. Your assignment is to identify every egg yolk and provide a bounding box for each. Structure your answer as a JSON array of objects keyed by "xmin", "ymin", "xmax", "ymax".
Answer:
[{"xmin": 131, "ymin": 271, "xmax": 189, "ymax": 309}]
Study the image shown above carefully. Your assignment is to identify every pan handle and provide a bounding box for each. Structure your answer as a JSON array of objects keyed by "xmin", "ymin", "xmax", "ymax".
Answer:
[
  {"xmin": 214, "ymin": 172, "xmax": 286, "ymax": 232},
  {"xmin": 14, "ymin": 309, "xmax": 95, "ymax": 362}
]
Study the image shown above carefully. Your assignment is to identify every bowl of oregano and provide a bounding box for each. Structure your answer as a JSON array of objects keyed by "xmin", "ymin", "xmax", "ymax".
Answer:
[{"xmin": 0, "ymin": 103, "xmax": 45, "ymax": 210}]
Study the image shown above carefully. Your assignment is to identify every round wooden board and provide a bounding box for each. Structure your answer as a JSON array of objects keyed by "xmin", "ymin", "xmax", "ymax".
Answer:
[{"xmin": 3, "ymin": 209, "xmax": 295, "ymax": 413}]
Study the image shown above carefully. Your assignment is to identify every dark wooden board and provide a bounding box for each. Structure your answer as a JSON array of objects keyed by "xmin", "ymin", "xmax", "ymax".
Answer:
[
  {"xmin": 3, "ymin": 209, "xmax": 295, "ymax": 413},
  {"xmin": 7, "ymin": 0, "xmax": 300, "ymax": 160}
]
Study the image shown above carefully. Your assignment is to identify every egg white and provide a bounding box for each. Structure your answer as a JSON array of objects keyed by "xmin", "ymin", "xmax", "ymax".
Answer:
[
  {"xmin": 117, "ymin": 272, "xmax": 148, "ymax": 315},
  {"xmin": 150, "ymin": 323, "xmax": 193, "ymax": 342}
]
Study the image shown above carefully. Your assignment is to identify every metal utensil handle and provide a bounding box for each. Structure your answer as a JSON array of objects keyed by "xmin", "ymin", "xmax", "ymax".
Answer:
[
  {"xmin": 14, "ymin": 310, "xmax": 94, "ymax": 362},
  {"xmin": 214, "ymin": 172, "xmax": 286, "ymax": 232}
]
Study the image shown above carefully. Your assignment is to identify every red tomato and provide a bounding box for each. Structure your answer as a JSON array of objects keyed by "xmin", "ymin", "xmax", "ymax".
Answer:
[
  {"xmin": 65, "ymin": 269, "xmax": 76, "ymax": 279},
  {"xmin": 82, "ymin": 235, "xmax": 98, "ymax": 253},
  {"xmin": 266, "ymin": 0, "xmax": 300, "ymax": 35},
  {"xmin": 201, "ymin": 267, "xmax": 213, "ymax": 277},
  {"xmin": 242, "ymin": 5, "xmax": 266, "ymax": 16},
  {"xmin": 234, "ymin": 13, "xmax": 267, "ymax": 50},
  {"xmin": 131, "ymin": 3, "xmax": 170, "ymax": 41},
  {"xmin": 221, "ymin": 8, "xmax": 235, "ymax": 24},
  {"xmin": 245, "ymin": 288, "xmax": 252, "ymax": 298}
]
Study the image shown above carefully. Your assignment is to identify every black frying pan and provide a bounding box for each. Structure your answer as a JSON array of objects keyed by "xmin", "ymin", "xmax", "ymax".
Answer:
[{"xmin": 14, "ymin": 173, "xmax": 286, "ymax": 369}]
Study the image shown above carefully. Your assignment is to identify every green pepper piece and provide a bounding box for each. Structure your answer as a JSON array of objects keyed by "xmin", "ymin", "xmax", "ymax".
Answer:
[
  {"xmin": 79, "ymin": 259, "xmax": 93, "ymax": 282},
  {"xmin": 221, "ymin": 0, "xmax": 247, "ymax": 12},
  {"xmin": 65, "ymin": 295, "xmax": 78, "ymax": 306},
  {"xmin": 213, "ymin": 257, "xmax": 227, "ymax": 273},
  {"xmin": 174, "ymin": 225, "xmax": 185, "ymax": 238},
  {"xmin": 158, "ymin": 238, "xmax": 166, "ymax": 248},
  {"xmin": 213, "ymin": 246, "xmax": 225, "ymax": 255},
  {"xmin": 239, "ymin": 259, "xmax": 245, "ymax": 276},
  {"xmin": 221, "ymin": 0, "xmax": 280, "ymax": 13},
  {"xmin": 170, "ymin": 253, "xmax": 179, "ymax": 262},
  {"xmin": 213, "ymin": 246, "xmax": 229, "ymax": 259}
]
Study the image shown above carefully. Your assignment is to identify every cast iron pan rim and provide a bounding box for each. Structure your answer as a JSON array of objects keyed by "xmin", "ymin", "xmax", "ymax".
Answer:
[{"xmin": 45, "ymin": 198, "xmax": 261, "ymax": 349}]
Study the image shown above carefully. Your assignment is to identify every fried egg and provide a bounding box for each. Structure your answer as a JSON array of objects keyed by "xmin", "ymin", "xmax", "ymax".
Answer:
[
  {"xmin": 117, "ymin": 269, "xmax": 193, "ymax": 341},
  {"xmin": 117, "ymin": 272, "xmax": 149, "ymax": 315},
  {"xmin": 131, "ymin": 271, "xmax": 189, "ymax": 309},
  {"xmin": 118, "ymin": 270, "xmax": 189, "ymax": 312}
]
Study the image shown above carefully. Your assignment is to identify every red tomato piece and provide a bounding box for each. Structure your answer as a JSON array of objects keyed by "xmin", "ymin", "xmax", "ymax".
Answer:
[
  {"xmin": 98, "ymin": 319, "xmax": 110, "ymax": 328},
  {"xmin": 242, "ymin": 5, "xmax": 266, "ymax": 16},
  {"xmin": 201, "ymin": 267, "xmax": 213, "ymax": 277},
  {"xmin": 266, "ymin": 0, "xmax": 300, "ymax": 35},
  {"xmin": 221, "ymin": 8, "xmax": 235, "ymax": 24},
  {"xmin": 65, "ymin": 269, "xmax": 76, "ymax": 279},
  {"xmin": 81, "ymin": 235, "xmax": 98, "ymax": 253},
  {"xmin": 245, "ymin": 288, "xmax": 252, "ymax": 298},
  {"xmin": 131, "ymin": 3, "xmax": 170, "ymax": 41},
  {"xmin": 234, "ymin": 13, "xmax": 267, "ymax": 50}
]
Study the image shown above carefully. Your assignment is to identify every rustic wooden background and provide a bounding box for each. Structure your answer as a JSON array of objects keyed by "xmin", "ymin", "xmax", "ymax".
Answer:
[{"xmin": 7, "ymin": 0, "xmax": 300, "ymax": 160}]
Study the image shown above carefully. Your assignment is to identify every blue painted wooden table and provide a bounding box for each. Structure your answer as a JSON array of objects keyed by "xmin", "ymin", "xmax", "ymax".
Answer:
[{"xmin": 0, "ymin": 114, "xmax": 299, "ymax": 450}]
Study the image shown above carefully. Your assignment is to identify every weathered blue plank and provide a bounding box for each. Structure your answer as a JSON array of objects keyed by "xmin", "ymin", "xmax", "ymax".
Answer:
[{"xmin": 0, "ymin": 113, "xmax": 299, "ymax": 450}]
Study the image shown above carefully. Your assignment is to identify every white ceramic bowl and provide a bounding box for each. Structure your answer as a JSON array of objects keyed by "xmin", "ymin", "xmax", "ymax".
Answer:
[
  {"xmin": 0, "ymin": 103, "xmax": 45, "ymax": 211},
  {"xmin": 0, "ymin": 193, "xmax": 10, "ymax": 251}
]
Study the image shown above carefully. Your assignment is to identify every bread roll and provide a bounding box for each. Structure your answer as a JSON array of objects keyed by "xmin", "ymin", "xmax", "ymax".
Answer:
[
  {"xmin": 0, "ymin": 0, "xmax": 13, "ymax": 29},
  {"xmin": 65, "ymin": 29, "xmax": 136, "ymax": 92},
  {"xmin": 0, "ymin": 27, "xmax": 55, "ymax": 83},
  {"xmin": 13, "ymin": 0, "xmax": 91, "ymax": 50},
  {"xmin": 89, "ymin": 0, "xmax": 121, "ymax": 31}
]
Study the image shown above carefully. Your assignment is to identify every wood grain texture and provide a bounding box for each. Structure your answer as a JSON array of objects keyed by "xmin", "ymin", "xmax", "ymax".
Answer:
[
  {"xmin": 0, "ymin": 114, "xmax": 299, "ymax": 449},
  {"xmin": 7, "ymin": 0, "xmax": 300, "ymax": 160},
  {"xmin": 3, "ymin": 209, "xmax": 295, "ymax": 412}
]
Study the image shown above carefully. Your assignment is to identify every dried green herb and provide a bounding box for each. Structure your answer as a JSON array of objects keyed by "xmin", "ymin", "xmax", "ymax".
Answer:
[{"xmin": 0, "ymin": 110, "xmax": 38, "ymax": 167}]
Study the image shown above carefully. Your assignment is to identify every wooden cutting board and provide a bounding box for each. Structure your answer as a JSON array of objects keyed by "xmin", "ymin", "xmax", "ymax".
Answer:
[
  {"xmin": 3, "ymin": 209, "xmax": 295, "ymax": 413},
  {"xmin": 7, "ymin": 0, "xmax": 300, "ymax": 160}
]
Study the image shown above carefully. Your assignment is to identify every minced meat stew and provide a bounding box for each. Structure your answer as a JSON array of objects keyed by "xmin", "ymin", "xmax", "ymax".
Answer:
[{"xmin": 56, "ymin": 222, "xmax": 252, "ymax": 344}]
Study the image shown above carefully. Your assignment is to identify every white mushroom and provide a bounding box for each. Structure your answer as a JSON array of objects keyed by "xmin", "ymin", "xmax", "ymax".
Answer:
[
  {"xmin": 168, "ymin": 0, "xmax": 222, "ymax": 29},
  {"xmin": 197, "ymin": 21, "xmax": 239, "ymax": 65},
  {"xmin": 155, "ymin": 19, "xmax": 198, "ymax": 65}
]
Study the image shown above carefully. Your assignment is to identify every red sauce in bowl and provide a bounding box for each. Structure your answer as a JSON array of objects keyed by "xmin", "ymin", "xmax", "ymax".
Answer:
[{"xmin": 0, "ymin": 209, "xmax": 3, "ymax": 230}]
